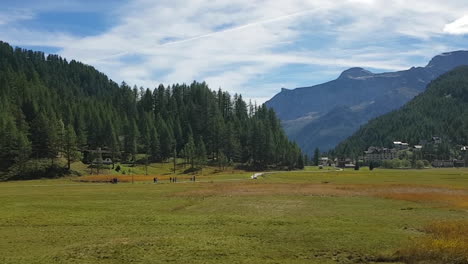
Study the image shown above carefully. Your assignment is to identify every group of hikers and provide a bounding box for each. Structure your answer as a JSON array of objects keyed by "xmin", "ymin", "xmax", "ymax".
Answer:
[
  {"xmin": 109, "ymin": 176, "xmax": 197, "ymax": 184},
  {"xmin": 151, "ymin": 175, "xmax": 196, "ymax": 184}
]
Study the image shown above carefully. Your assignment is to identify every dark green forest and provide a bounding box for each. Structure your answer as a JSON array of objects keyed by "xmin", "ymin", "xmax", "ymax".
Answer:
[
  {"xmin": 0, "ymin": 41, "xmax": 304, "ymax": 180},
  {"xmin": 334, "ymin": 66, "xmax": 468, "ymax": 158}
]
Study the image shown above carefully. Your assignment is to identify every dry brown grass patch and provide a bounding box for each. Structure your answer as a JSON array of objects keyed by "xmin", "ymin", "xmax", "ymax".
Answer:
[
  {"xmin": 173, "ymin": 182, "xmax": 363, "ymax": 197},
  {"xmin": 331, "ymin": 184, "xmax": 468, "ymax": 209},
  {"xmin": 396, "ymin": 221, "xmax": 468, "ymax": 264}
]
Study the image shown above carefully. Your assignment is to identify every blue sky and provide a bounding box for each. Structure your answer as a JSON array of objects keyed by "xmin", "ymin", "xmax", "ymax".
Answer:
[{"xmin": 1, "ymin": 0, "xmax": 468, "ymax": 102}]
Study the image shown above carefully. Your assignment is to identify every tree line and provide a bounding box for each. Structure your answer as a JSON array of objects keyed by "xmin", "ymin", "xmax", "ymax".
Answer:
[{"xmin": 0, "ymin": 41, "xmax": 304, "ymax": 180}]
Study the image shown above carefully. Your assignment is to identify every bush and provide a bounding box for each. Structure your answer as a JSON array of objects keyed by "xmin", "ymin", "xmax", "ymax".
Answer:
[
  {"xmin": 382, "ymin": 159, "xmax": 406, "ymax": 169},
  {"xmin": 115, "ymin": 165, "xmax": 121, "ymax": 172},
  {"xmin": 415, "ymin": 160, "xmax": 425, "ymax": 169},
  {"xmin": 401, "ymin": 159, "xmax": 411, "ymax": 168},
  {"xmin": 423, "ymin": 160, "xmax": 431, "ymax": 167},
  {"xmin": 382, "ymin": 160, "xmax": 393, "ymax": 169}
]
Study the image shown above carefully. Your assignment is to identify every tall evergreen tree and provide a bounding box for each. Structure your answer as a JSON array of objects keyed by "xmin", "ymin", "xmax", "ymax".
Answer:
[
  {"xmin": 63, "ymin": 124, "xmax": 79, "ymax": 170},
  {"xmin": 313, "ymin": 148, "xmax": 320, "ymax": 166},
  {"xmin": 149, "ymin": 127, "xmax": 161, "ymax": 162}
]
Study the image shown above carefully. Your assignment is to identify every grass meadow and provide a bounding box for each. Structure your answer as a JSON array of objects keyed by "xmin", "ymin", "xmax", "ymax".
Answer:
[{"xmin": 1, "ymin": 166, "xmax": 468, "ymax": 264}]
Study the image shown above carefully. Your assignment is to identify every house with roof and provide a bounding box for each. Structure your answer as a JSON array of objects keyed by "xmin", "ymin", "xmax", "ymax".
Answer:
[
  {"xmin": 364, "ymin": 147, "xmax": 398, "ymax": 162},
  {"xmin": 393, "ymin": 141, "xmax": 409, "ymax": 150}
]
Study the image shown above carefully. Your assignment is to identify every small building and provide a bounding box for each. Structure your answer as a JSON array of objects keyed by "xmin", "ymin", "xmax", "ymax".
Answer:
[
  {"xmin": 393, "ymin": 141, "xmax": 409, "ymax": 150},
  {"xmin": 84, "ymin": 147, "xmax": 114, "ymax": 164},
  {"xmin": 432, "ymin": 160, "xmax": 454, "ymax": 168},
  {"xmin": 454, "ymin": 160, "xmax": 466, "ymax": 168},
  {"xmin": 414, "ymin": 145, "xmax": 423, "ymax": 150},
  {"xmin": 319, "ymin": 157, "xmax": 329, "ymax": 166},
  {"xmin": 336, "ymin": 158, "xmax": 354, "ymax": 168},
  {"xmin": 432, "ymin": 137, "xmax": 442, "ymax": 144}
]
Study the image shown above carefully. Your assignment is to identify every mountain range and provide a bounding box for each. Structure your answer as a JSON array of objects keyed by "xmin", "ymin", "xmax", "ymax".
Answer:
[
  {"xmin": 265, "ymin": 51, "xmax": 468, "ymax": 155},
  {"xmin": 334, "ymin": 65, "xmax": 468, "ymax": 157}
]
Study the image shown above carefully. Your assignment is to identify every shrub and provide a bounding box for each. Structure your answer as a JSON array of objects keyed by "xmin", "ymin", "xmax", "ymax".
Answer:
[
  {"xmin": 423, "ymin": 160, "xmax": 431, "ymax": 167},
  {"xmin": 415, "ymin": 160, "xmax": 425, "ymax": 169},
  {"xmin": 401, "ymin": 159, "xmax": 411, "ymax": 168},
  {"xmin": 392, "ymin": 159, "xmax": 402, "ymax": 168},
  {"xmin": 382, "ymin": 160, "xmax": 393, "ymax": 169}
]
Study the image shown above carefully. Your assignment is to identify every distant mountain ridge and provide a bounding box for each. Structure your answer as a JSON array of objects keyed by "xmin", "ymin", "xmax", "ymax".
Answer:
[
  {"xmin": 334, "ymin": 65, "xmax": 468, "ymax": 157},
  {"xmin": 265, "ymin": 51, "xmax": 468, "ymax": 155}
]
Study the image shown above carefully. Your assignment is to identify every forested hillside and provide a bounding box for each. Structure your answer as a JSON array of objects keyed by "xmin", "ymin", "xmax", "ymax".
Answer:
[
  {"xmin": 0, "ymin": 41, "xmax": 303, "ymax": 180},
  {"xmin": 334, "ymin": 66, "xmax": 468, "ymax": 157}
]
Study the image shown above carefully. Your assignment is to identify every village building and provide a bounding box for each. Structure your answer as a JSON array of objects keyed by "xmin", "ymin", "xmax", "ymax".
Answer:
[
  {"xmin": 432, "ymin": 136, "xmax": 442, "ymax": 144},
  {"xmin": 336, "ymin": 158, "xmax": 355, "ymax": 168},
  {"xmin": 393, "ymin": 141, "xmax": 409, "ymax": 150},
  {"xmin": 319, "ymin": 157, "xmax": 329, "ymax": 166},
  {"xmin": 84, "ymin": 147, "xmax": 114, "ymax": 164},
  {"xmin": 364, "ymin": 147, "xmax": 398, "ymax": 162},
  {"xmin": 431, "ymin": 160, "xmax": 455, "ymax": 168}
]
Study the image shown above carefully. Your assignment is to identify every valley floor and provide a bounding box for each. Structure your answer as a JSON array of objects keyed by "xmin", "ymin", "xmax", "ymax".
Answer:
[{"xmin": 1, "ymin": 167, "xmax": 468, "ymax": 264}]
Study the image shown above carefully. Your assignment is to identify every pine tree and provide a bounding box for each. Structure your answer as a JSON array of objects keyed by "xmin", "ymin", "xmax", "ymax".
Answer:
[
  {"xmin": 218, "ymin": 151, "xmax": 228, "ymax": 170},
  {"xmin": 63, "ymin": 124, "xmax": 79, "ymax": 170},
  {"xmin": 313, "ymin": 148, "xmax": 320, "ymax": 166},
  {"xmin": 149, "ymin": 127, "xmax": 161, "ymax": 162},
  {"xmin": 297, "ymin": 153, "xmax": 304, "ymax": 169},
  {"xmin": 196, "ymin": 137, "xmax": 207, "ymax": 168},
  {"xmin": 15, "ymin": 132, "xmax": 32, "ymax": 172},
  {"xmin": 124, "ymin": 119, "xmax": 139, "ymax": 163},
  {"xmin": 157, "ymin": 115, "xmax": 174, "ymax": 160},
  {"xmin": 30, "ymin": 113, "xmax": 56, "ymax": 160},
  {"xmin": 183, "ymin": 134, "xmax": 196, "ymax": 168}
]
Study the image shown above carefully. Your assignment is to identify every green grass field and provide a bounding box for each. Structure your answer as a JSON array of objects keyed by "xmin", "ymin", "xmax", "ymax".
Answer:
[{"xmin": 1, "ymin": 166, "xmax": 468, "ymax": 264}]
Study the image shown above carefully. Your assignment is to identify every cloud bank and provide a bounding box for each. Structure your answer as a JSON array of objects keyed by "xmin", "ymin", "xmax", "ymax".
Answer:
[
  {"xmin": 1, "ymin": 0, "xmax": 468, "ymax": 102},
  {"xmin": 444, "ymin": 15, "xmax": 468, "ymax": 35}
]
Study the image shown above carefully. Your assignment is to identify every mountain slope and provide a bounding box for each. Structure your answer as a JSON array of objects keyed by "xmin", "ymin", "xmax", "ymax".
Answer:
[
  {"xmin": 266, "ymin": 51, "xmax": 468, "ymax": 154},
  {"xmin": 334, "ymin": 66, "xmax": 468, "ymax": 157}
]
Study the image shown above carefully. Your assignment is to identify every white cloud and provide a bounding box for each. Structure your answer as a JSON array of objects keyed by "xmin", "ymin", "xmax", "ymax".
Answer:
[
  {"xmin": 0, "ymin": 9, "xmax": 35, "ymax": 25},
  {"xmin": 444, "ymin": 15, "xmax": 468, "ymax": 35},
  {"xmin": 2, "ymin": 0, "xmax": 468, "ymax": 103}
]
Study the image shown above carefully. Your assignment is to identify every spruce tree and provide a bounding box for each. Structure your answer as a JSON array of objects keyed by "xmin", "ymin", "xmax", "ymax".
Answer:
[
  {"xmin": 196, "ymin": 137, "xmax": 207, "ymax": 168},
  {"xmin": 149, "ymin": 127, "xmax": 161, "ymax": 162},
  {"xmin": 63, "ymin": 124, "xmax": 79, "ymax": 170},
  {"xmin": 313, "ymin": 148, "xmax": 320, "ymax": 166}
]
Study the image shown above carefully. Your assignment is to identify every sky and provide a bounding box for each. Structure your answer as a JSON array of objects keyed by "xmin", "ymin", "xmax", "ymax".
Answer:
[{"xmin": 1, "ymin": 0, "xmax": 468, "ymax": 103}]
